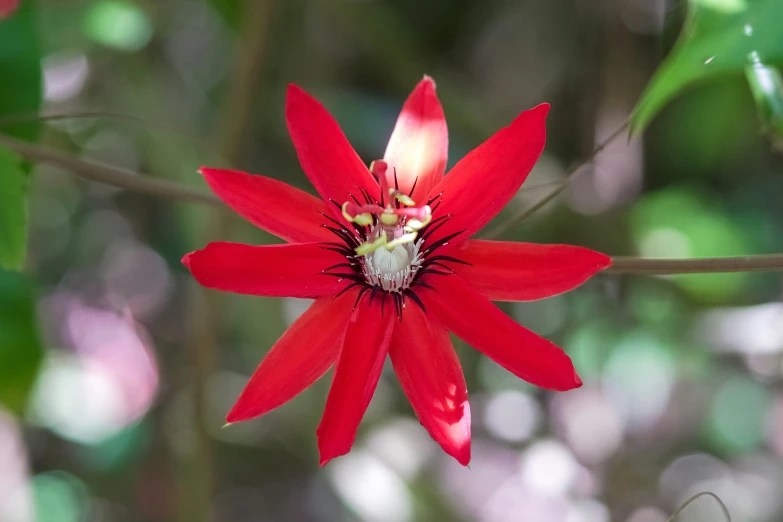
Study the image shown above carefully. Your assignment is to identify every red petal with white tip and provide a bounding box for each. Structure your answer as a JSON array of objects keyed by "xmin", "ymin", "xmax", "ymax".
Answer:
[{"xmin": 390, "ymin": 304, "xmax": 471, "ymax": 465}]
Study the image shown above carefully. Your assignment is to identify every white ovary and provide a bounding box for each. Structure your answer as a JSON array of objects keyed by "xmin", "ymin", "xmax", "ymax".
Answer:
[
  {"xmin": 362, "ymin": 239, "xmax": 424, "ymax": 293},
  {"xmin": 372, "ymin": 245, "xmax": 410, "ymax": 275}
]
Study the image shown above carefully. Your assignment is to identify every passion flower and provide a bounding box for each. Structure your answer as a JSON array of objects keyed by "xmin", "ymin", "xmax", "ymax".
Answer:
[{"xmin": 183, "ymin": 77, "xmax": 611, "ymax": 466}]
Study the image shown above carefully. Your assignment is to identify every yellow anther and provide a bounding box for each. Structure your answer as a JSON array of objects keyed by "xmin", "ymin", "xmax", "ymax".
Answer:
[
  {"xmin": 384, "ymin": 233, "xmax": 418, "ymax": 250},
  {"xmin": 355, "ymin": 235, "xmax": 388, "ymax": 256},
  {"xmin": 342, "ymin": 202, "xmax": 373, "ymax": 226},
  {"xmin": 380, "ymin": 212, "xmax": 399, "ymax": 226},
  {"xmin": 394, "ymin": 192, "xmax": 416, "ymax": 207},
  {"xmin": 403, "ymin": 213, "xmax": 432, "ymax": 232}
]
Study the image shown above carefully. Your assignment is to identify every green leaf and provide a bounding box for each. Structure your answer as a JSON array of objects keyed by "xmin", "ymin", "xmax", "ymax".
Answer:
[
  {"xmin": 0, "ymin": 2, "xmax": 41, "ymax": 270},
  {"xmin": 0, "ymin": 268, "xmax": 43, "ymax": 415},
  {"xmin": 0, "ymin": 0, "xmax": 43, "ymax": 141},
  {"xmin": 207, "ymin": 0, "xmax": 245, "ymax": 29},
  {"xmin": 745, "ymin": 53, "xmax": 783, "ymax": 149},
  {"xmin": 631, "ymin": 0, "xmax": 783, "ymax": 134},
  {"xmin": 0, "ymin": 148, "xmax": 28, "ymax": 270}
]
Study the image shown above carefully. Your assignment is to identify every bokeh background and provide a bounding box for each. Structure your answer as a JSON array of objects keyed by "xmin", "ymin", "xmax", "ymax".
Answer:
[{"xmin": 1, "ymin": 0, "xmax": 783, "ymax": 521}]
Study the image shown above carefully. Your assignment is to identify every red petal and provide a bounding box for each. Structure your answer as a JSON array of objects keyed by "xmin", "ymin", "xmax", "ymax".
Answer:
[
  {"xmin": 425, "ymin": 103, "xmax": 549, "ymax": 247},
  {"xmin": 286, "ymin": 85, "xmax": 381, "ymax": 213},
  {"xmin": 317, "ymin": 299, "xmax": 395, "ymax": 465},
  {"xmin": 200, "ymin": 167, "xmax": 334, "ymax": 243},
  {"xmin": 182, "ymin": 242, "xmax": 346, "ymax": 298},
  {"xmin": 0, "ymin": 0, "xmax": 18, "ymax": 19},
  {"xmin": 226, "ymin": 291, "xmax": 357, "ymax": 422},
  {"xmin": 390, "ymin": 304, "xmax": 471, "ymax": 466},
  {"xmin": 383, "ymin": 76, "xmax": 448, "ymax": 202},
  {"xmin": 455, "ymin": 239, "xmax": 611, "ymax": 301},
  {"xmin": 419, "ymin": 275, "xmax": 581, "ymax": 391}
]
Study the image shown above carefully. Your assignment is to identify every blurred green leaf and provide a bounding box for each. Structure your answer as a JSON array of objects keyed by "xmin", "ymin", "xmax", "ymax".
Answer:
[
  {"xmin": 706, "ymin": 375, "xmax": 770, "ymax": 454},
  {"xmin": 631, "ymin": 0, "xmax": 783, "ymax": 134},
  {"xmin": 31, "ymin": 471, "xmax": 90, "ymax": 522},
  {"xmin": 0, "ymin": 0, "xmax": 42, "ymax": 141},
  {"xmin": 630, "ymin": 187, "xmax": 754, "ymax": 302},
  {"xmin": 207, "ymin": 0, "xmax": 244, "ymax": 28},
  {"xmin": 83, "ymin": 0, "xmax": 153, "ymax": 52},
  {"xmin": 0, "ymin": 148, "xmax": 28, "ymax": 270},
  {"xmin": 0, "ymin": 2, "xmax": 41, "ymax": 271},
  {"xmin": 745, "ymin": 52, "xmax": 783, "ymax": 149},
  {"xmin": 0, "ymin": 267, "xmax": 43, "ymax": 415}
]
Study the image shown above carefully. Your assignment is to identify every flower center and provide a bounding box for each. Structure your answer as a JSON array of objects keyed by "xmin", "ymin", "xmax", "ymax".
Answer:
[
  {"xmin": 362, "ymin": 236, "xmax": 424, "ymax": 293},
  {"xmin": 319, "ymin": 159, "xmax": 467, "ymax": 319}
]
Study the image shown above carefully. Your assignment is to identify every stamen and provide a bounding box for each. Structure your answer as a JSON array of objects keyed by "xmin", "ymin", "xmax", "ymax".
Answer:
[
  {"xmin": 355, "ymin": 235, "xmax": 388, "ymax": 256},
  {"xmin": 393, "ymin": 192, "xmax": 415, "ymax": 207},
  {"xmin": 342, "ymin": 202, "xmax": 375, "ymax": 226},
  {"xmin": 319, "ymin": 161, "xmax": 466, "ymax": 318},
  {"xmin": 380, "ymin": 213, "xmax": 399, "ymax": 226},
  {"xmin": 384, "ymin": 232, "xmax": 418, "ymax": 250}
]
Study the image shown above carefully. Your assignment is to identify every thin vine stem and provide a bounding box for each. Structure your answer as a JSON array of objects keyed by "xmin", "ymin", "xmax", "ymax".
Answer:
[
  {"xmin": 481, "ymin": 119, "xmax": 630, "ymax": 239},
  {"xmin": 608, "ymin": 254, "xmax": 783, "ymax": 274},
  {"xmin": 0, "ymin": 133, "xmax": 222, "ymax": 207},
  {"xmin": 666, "ymin": 491, "xmax": 731, "ymax": 522},
  {"xmin": 5, "ymin": 113, "xmax": 783, "ymax": 275}
]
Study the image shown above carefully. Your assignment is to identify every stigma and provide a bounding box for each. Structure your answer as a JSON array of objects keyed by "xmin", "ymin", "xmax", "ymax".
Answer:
[{"xmin": 341, "ymin": 160, "xmax": 432, "ymax": 257}]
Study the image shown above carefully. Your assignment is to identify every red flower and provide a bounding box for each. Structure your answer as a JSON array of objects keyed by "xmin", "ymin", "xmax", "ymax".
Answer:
[{"xmin": 183, "ymin": 77, "xmax": 611, "ymax": 466}]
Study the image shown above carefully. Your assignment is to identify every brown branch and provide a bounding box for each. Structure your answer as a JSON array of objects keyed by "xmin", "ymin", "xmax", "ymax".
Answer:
[
  {"xmin": 0, "ymin": 133, "xmax": 222, "ymax": 207},
  {"xmin": 608, "ymin": 254, "xmax": 783, "ymax": 274}
]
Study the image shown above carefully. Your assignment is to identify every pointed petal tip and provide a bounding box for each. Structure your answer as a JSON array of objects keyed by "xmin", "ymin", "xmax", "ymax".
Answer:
[
  {"xmin": 535, "ymin": 102, "xmax": 551, "ymax": 118},
  {"xmin": 222, "ymin": 422, "xmax": 233, "ymax": 429},
  {"xmin": 181, "ymin": 252, "xmax": 193, "ymax": 269},
  {"xmin": 225, "ymin": 408, "xmax": 241, "ymax": 424},
  {"xmin": 316, "ymin": 440, "xmax": 345, "ymax": 468},
  {"xmin": 199, "ymin": 166, "xmax": 225, "ymax": 178},
  {"xmin": 225, "ymin": 406, "xmax": 255, "ymax": 424},
  {"xmin": 455, "ymin": 448, "xmax": 471, "ymax": 467},
  {"xmin": 286, "ymin": 83, "xmax": 308, "ymax": 101},
  {"xmin": 226, "ymin": 399, "xmax": 257, "ymax": 423},
  {"xmin": 285, "ymin": 84, "xmax": 310, "ymax": 113},
  {"xmin": 420, "ymin": 74, "xmax": 436, "ymax": 89}
]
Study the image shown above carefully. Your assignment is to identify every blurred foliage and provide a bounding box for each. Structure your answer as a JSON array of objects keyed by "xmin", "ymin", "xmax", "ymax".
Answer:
[
  {"xmin": 630, "ymin": 187, "xmax": 754, "ymax": 302},
  {"xmin": 0, "ymin": 268, "xmax": 43, "ymax": 415},
  {"xmin": 0, "ymin": 0, "xmax": 41, "ymax": 270},
  {"xmin": 745, "ymin": 53, "xmax": 783, "ymax": 149},
  {"xmin": 0, "ymin": 0, "xmax": 781, "ymax": 521},
  {"xmin": 706, "ymin": 375, "xmax": 771, "ymax": 454},
  {"xmin": 0, "ymin": 0, "xmax": 41, "ymax": 141},
  {"xmin": 83, "ymin": 0, "xmax": 152, "ymax": 52},
  {"xmin": 0, "ymin": 148, "xmax": 28, "ymax": 269},
  {"xmin": 207, "ymin": 0, "xmax": 244, "ymax": 28},
  {"xmin": 632, "ymin": 0, "xmax": 783, "ymax": 133}
]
